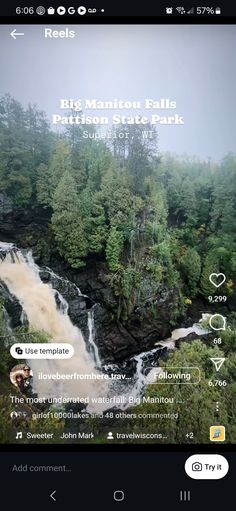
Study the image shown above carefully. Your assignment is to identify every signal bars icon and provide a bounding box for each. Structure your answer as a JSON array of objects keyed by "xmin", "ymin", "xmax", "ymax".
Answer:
[{"xmin": 187, "ymin": 7, "xmax": 195, "ymax": 14}]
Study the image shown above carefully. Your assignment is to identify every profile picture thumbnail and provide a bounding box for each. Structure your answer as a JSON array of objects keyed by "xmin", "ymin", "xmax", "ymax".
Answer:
[{"xmin": 10, "ymin": 364, "xmax": 33, "ymax": 392}]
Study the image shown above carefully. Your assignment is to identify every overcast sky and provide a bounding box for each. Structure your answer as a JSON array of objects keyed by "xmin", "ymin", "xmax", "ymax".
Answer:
[{"xmin": 1, "ymin": 24, "xmax": 236, "ymax": 161}]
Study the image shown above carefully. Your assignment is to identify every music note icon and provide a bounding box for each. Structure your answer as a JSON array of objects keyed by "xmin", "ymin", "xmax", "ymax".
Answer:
[{"xmin": 16, "ymin": 432, "xmax": 23, "ymax": 439}]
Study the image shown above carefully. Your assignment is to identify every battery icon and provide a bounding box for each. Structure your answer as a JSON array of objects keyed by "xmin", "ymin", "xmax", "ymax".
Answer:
[{"xmin": 215, "ymin": 7, "xmax": 221, "ymax": 14}]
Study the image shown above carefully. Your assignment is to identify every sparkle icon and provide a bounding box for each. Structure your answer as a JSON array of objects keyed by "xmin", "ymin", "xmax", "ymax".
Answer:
[{"xmin": 210, "ymin": 358, "xmax": 225, "ymax": 371}]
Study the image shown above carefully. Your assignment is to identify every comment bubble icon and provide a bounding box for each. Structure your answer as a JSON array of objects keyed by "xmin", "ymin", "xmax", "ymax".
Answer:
[{"xmin": 209, "ymin": 314, "xmax": 226, "ymax": 331}]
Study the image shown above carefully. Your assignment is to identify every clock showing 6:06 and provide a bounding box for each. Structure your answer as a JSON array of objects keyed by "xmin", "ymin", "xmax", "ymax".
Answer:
[{"xmin": 16, "ymin": 7, "xmax": 35, "ymax": 15}]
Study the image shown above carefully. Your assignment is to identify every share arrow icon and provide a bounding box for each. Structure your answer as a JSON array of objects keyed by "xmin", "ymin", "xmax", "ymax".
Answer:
[{"xmin": 210, "ymin": 358, "xmax": 225, "ymax": 371}]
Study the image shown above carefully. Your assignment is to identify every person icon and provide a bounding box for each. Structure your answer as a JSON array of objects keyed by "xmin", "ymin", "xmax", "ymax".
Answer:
[
  {"xmin": 107, "ymin": 432, "xmax": 114, "ymax": 440},
  {"xmin": 14, "ymin": 372, "xmax": 25, "ymax": 392},
  {"xmin": 22, "ymin": 365, "xmax": 33, "ymax": 387},
  {"xmin": 10, "ymin": 411, "xmax": 18, "ymax": 419}
]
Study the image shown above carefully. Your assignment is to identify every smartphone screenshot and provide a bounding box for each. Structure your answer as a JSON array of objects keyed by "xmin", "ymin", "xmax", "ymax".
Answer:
[{"xmin": 0, "ymin": 2, "xmax": 235, "ymax": 508}]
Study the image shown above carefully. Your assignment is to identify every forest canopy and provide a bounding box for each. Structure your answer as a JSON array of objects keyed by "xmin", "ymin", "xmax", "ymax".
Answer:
[
  {"xmin": 0, "ymin": 94, "xmax": 236, "ymax": 444},
  {"xmin": 0, "ymin": 94, "xmax": 235, "ymax": 321}
]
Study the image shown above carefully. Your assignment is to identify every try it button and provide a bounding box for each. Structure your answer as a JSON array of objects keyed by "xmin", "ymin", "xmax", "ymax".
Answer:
[{"xmin": 185, "ymin": 454, "xmax": 229, "ymax": 479}]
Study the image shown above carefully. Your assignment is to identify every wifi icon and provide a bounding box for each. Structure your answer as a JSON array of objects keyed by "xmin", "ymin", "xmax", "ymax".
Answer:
[{"xmin": 176, "ymin": 6, "xmax": 186, "ymax": 14}]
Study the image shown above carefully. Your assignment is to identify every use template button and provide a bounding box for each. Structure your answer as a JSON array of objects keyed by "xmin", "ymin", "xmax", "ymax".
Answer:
[
  {"xmin": 185, "ymin": 454, "xmax": 229, "ymax": 479},
  {"xmin": 10, "ymin": 343, "xmax": 74, "ymax": 359}
]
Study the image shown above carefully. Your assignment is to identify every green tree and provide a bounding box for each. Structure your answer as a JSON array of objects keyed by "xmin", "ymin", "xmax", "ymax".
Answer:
[
  {"xmin": 106, "ymin": 227, "xmax": 124, "ymax": 271},
  {"xmin": 200, "ymin": 250, "xmax": 220, "ymax": 297},
  {"xmin": 179, "ymin": 247, "xmax": 201, "ymax": 296},
  {"xmin": 100, "ymin": 166, "xmax": 135, "ymax": 239},
  {"xmin": 0, "ymin": 95, "xmax": 32, "ymax": 205},
  {"xmin": 37, "ymin": 140, "xmax": 71, "ymax": 206},
  {"xmin": 86, "ymin": 194, "xmax": 107, "ymax": 253},
  {"xmin": 0, "ymin": 95, "xmax": 52, "ymax": 206},
  {"xmin": 51, "ymin": 171, "xmax": 88, "ymax": 268},
  {"xmin": 111, "ymin": 125, "xmax": 158, "ymax": 194},
  {"xmin": 211, "ymin": 154, "xmax": 236, "ymax": 235}
]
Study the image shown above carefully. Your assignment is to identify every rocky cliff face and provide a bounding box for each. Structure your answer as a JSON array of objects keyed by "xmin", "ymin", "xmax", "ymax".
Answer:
[
  {"xmin": 0, "ymin": 200, "xmax": 178, "ymax": 363},
  {"xmin": 0, "ymin": 282, "xmax": 23, "ymax": 328},
  {"xmin": 39, "ymin": 261, "xmax": 177, "ymax": 362}
]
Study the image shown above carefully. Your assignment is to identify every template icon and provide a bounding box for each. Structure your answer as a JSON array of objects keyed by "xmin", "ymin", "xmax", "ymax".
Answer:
[
  {"xmin": 210, "ymin": 426, "xmax": 225, "ymax": 442},
  {"xmin": 210, "ymin": 358, "xmax": 225, "ymax": 371}
]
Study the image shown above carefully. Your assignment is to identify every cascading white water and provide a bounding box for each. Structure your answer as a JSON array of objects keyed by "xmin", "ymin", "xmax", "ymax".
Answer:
[
  {"xmin": 20, "ymin": 310, "xmax": 28, "ymax": 325},
  {"xmin": 87, "ymin": 308, "xmax": 101, "ymax": 368},
  {"xmin": 44, "ymin": 266, "xmax": 82, "ymax": 296},
  {"xmin": 169, "ymin": 321, "xmax": 209, "ymax": 341},
  {"xmin": 128, "ymin": 347, "xmax": 162, "ymax": 401},
  {"xmin": 0, "ymin": 243, "xmax": 156, "ymax": 409},
  {"xmin": 56, "ymin": 291, "xmax": 69, "ymax": 315},
  {"xmin": 0, "ymin": 242, "xmax": 14, "ymax": 252},
  {"xmin": 0, "ymin": 241, "xmax": 211, "ymax": 413},
  {"xmin": 0, "ymin": 244, "xmax": 107, "ymax": 404}
]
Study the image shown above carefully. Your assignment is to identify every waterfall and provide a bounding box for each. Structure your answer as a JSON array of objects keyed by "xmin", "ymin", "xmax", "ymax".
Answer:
[
  {"xmin": 87, "ymin": 308, "xmax": 101, "ymax": 368},
  {"xmin": 20, "ymin": 310, "xmax": 28, "ymax": 325},
  {"xmin": 56, "ymin": 291, "xmax": 69, "ymax": 315},
  {"xmin": 0, "ymin": 241, "xmax": 211, "ymax": 415},
  {"xmin": 0, "ymin": 242, "xmax": 14, "ymax": 253},
  {"xmin": 44, "ymin": 266, "xmax": 82, "ymax": 296},
  {"xmin": 0, "ymin": 242, "xmax": 161, "ymax": 411},
  {"xmin": 129, "ymin": 353, "xmax": 147, "ymax": 398},
  {"xmin": 0, "ymin": 244, "xmax": 107, "ymax": 403},
  {"xmin": 170, "ymin": 322, "xmax": 209, "ymax": 341},
  {"xmin": 127, "ymin": 346, "xmax": 163, "ymax": 401}
]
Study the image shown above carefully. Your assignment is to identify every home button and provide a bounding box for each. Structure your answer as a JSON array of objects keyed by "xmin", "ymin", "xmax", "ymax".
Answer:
[{"xmin": 114, "ymin": 490, "xmax": 125, "ymax": 502}]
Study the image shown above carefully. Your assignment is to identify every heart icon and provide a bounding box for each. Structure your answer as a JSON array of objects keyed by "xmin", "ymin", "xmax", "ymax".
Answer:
[{"xmin": 209, "ymin": 273, "xmax": 226, "ymax": 288}]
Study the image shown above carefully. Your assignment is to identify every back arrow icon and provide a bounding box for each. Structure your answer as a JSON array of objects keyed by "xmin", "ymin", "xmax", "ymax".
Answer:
[
  {"xmin": 50, "ymin": 490, "xmax": 56, "ymax": 502},
  {"xmin": 10, "ymin": 29, "xmax": 25, "ymax": 39}
]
